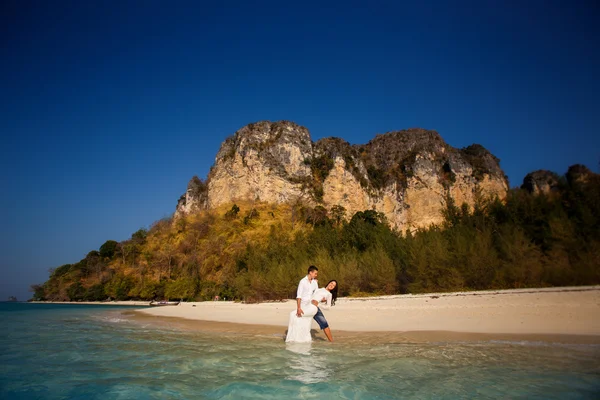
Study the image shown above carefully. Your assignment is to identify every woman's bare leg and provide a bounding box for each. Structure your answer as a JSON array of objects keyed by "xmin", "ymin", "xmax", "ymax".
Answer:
[{"xmin": 323, "ymin": 327, "xmax": 333, "ymax": 342}]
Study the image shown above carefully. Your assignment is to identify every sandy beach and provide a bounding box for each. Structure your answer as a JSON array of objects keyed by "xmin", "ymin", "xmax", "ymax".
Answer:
[{"xmin": 134, "ymin": 286, "xmax": 600, "ymax": 343}]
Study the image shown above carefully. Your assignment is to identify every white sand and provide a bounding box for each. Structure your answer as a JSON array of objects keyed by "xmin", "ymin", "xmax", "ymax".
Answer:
[{"xmin": 137, "ymin": 286, "xmax": 600, "ymax": 336}]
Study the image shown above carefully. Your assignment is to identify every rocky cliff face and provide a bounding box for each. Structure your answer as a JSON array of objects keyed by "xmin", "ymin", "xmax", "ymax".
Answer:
[
  {"xmin": 176, "ymin": 121, "xmax": 509, "ymax": 231},
  {"xmin": 520, "ymin": 165, "xmax": 597, "ymax": 195},
  {"xmin": 521, "ymin": 170, "xmax": 561, "ymax": 194}
]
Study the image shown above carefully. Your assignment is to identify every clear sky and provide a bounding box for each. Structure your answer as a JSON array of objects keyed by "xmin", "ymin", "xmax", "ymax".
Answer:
[{"xmin": 1, "ymin": 0, "xmax": 598, "ymax": 301}]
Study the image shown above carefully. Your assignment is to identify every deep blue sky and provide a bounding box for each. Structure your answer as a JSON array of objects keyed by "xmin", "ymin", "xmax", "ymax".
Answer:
[{"xmin": 1, "ymin": 0, "xmax": 598, "ymax": 301}]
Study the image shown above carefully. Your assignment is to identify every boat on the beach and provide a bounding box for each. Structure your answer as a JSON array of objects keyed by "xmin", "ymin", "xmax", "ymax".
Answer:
[{"xmin": 149, "ymin": 300, "xmax": 180, "ymax": 307}]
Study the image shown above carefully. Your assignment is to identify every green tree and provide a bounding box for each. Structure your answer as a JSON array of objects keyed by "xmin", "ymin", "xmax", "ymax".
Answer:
[
  {"xmin": 84, "ymin": 284, "xmax": 106, "ymax": 301},
  {"xmin": 165, "ymin": 278, "xmax": 199, "ymax": 300},
  {"xmin": 67, "ymin": 282, "xmax": 86, "ymax": 301},
  {"xmin": 99, "ymin": 240, "xmax": 118, "ymax": 259},
  {"xmin": 105, "ymin": 275, "xmax": 134, "ymax": 300},
  {"xmin": 329, "ymin": 205, "xmax": 347, "ymax": 226},
  {"xmin": 29, "ymin": 284, "xmax": 46, "ymax": 301}
]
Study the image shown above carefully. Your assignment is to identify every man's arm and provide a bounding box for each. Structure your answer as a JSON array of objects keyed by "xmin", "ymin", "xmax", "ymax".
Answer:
[
  {"xmin": 296, "ymin": 278, "xmax": 306, "ymax": 317},
  {"xmin": 296, "ymin": 297, "xmax": 304, "ymax": 317}
]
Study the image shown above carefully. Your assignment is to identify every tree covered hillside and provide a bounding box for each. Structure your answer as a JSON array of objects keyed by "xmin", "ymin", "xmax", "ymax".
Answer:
[{"xmin": 31, "ymin": 165, "xmax": 600, "ymax": 302}]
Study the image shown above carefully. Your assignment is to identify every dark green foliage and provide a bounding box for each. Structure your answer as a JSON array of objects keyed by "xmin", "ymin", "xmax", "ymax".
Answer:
[
  {"xmin": 298, "ymin": 154, "xmax": 335, "ymax": 202},
  {"xmin": 165, "ymin": 278, "xmax": 199, "ymax": 300},
  {"xmin": 329, "ymin": 205, "xmax": 346, "ymax": 226},
  {"xmin": 305, "ymin": 206, "xmax": 329, "ymax": 227},
  {"xmin": 310, "ymin": 155, "xmax": 335, "ymax": 182},
  {"xmin": 344, "ymin": 211, "xmax": 388, "ymax": 251},
  {"xmin": 105, "ymin": 275, "xmax": 134, "ymax": 300},
  {"xmin": 197, "ymin": 281, "xmax": 221, "ymax": 301},
  {"xmin": 134, "ymin": 281, "xmax": 165, "ymax": 300},
  {"xmin": 313, "ymin": 184, "xmax": 325, "ymax": 202},
  {"xmin": 67, "ymin": 282, "xmax": 86, "ymax": 301},
  {"xmin": 84, "ymin": 284, "xmax": 106, "ymax": 301},
  {"xmin": 99, "ymin": 240, "xmax": 118, "ymax": 259},
  {"xmin": 131, "ymin": 228, "xmax": 148, "ymax": 242},
  {"xmin": 350, "ymin": 210, "xmax": 386, "ymax": 226},
  {"xmin": 69, "ymin": 260, "xmax": 90, "ymax": 277},
  {"xmin": 30, "ymin": 284, "xmax": 46, "ymax": 301},
  {"xmin": 367, "ymin": 166, "xmax": 386, "ymax": 189},
  {"xmin": 50, "ymin": 264, "xmax": 72, "ymax": 279},
  {"xmin": 86, "ymin": 250, "xmax": 100, "ymax": 259},
  {"xmin": 225, "ymin": 204, "xmax": 240, "ymax": 219}
]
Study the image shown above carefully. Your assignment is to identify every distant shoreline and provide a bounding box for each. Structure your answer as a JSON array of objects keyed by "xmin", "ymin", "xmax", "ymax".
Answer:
[
  {"xmin": 29, "ymin": 300, "xmax": 151, "ymax": 306},
  {"xmin": 29, "ymin": 285, "xmax": 600, "ymax": 305}
]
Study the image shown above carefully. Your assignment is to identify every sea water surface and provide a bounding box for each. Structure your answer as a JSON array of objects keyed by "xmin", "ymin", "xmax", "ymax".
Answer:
[{"xmin": 1, "ymin": 302, "xmax": 599, "ymax": 399}]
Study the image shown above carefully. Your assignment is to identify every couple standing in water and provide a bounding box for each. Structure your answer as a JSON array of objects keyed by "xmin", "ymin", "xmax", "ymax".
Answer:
[{"xmin": 285, "ymin": 265, "xmax": 338, "ymax": 343}]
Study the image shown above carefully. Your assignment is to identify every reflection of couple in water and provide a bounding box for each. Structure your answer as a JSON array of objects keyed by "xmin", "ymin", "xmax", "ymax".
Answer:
[{"xmin": 285, "ymin": 265, "xmax": 338, "ymax": 343}]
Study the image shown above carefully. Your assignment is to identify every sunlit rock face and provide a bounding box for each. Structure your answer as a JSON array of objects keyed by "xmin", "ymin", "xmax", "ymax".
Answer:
[
  {"xmin": 206, "ymin": 121, "xmax": 312, "ymax": 208},
  {"xmin": 318, "ymin": 129, "xmax": 508, "ymax": 230},
  {"xmin": 176, "ymin": 121, "xmax": 509, "ymax": 231}
]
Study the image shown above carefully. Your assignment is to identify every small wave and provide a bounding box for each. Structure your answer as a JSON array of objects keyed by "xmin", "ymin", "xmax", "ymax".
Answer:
[
  {"xmin": 105, "ymin": 317, "xmax": 127, "ymax": 323},
  {"xmin": 254, "ymin": 333, "xmax": 285, "ymax": 339},
  {"xmin": 91, "ymin": 313, "xmax": 131, "ymax": 324}
]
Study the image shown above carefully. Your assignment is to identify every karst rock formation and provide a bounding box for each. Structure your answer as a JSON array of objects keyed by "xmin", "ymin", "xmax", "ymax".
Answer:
[{"xmin": 176, "ymin": 121, "xmax": 509, "ymax": 231}]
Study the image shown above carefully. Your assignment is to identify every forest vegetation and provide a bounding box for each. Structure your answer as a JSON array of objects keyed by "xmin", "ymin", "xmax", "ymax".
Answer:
[{"xmin": 31, "ymin": 165, "xmax": 600, "ymax": 302}]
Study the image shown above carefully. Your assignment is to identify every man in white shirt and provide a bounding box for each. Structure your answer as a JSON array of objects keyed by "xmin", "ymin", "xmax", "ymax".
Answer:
[{"xmin": 296, "ymin": 265, "xmax": 319, "ymax": 317}]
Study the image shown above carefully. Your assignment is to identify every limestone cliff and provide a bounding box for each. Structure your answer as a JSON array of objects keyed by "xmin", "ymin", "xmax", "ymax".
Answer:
[
  {"xmin": 176, "ymin": 121, "xmax": 509, "ymax": 231},
  {"xmin": 520, "ymin": 165, "xmax": 598, "ymax": 196},
  {"xmin": 521, "ymin": 170, "xmax": 561, "ymax": 194}
]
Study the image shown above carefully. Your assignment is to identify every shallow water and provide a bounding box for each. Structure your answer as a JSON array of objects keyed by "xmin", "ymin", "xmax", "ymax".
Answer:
[{"xmin": 1, "ymin": 303, "xmax": 599, "ymax": 399}]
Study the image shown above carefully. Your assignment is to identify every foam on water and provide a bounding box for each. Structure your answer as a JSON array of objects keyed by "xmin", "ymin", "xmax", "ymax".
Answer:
[{"xmin": 1, "ymin": 302, "xmax": 599, "ymax": 399}]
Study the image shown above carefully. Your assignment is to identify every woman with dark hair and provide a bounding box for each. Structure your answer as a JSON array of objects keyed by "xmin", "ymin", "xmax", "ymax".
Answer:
[{"xmin": 286, "ymin": 280, "xmax": 338, "ymax": 343}]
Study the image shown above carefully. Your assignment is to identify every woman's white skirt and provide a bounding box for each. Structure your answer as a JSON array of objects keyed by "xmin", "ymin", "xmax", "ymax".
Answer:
[{"xmin": 285, "ymin": 303, "xmax": 318, "ymax": 343}]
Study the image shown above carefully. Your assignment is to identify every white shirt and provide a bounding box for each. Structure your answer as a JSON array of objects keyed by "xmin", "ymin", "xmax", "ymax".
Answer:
[
  {"xmin": 311, "ymin": 288, "xmax": 332, "ymax": 309},
  {"xmin": 296, "ymin": 276, "xmax": 318, "ymax": 304}
]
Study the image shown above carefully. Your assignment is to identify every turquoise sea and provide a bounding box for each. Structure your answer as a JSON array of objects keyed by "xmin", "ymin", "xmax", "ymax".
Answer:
[{"xmin": 1, "ymin": 302, "xmax": 599, "ymax": 399}]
